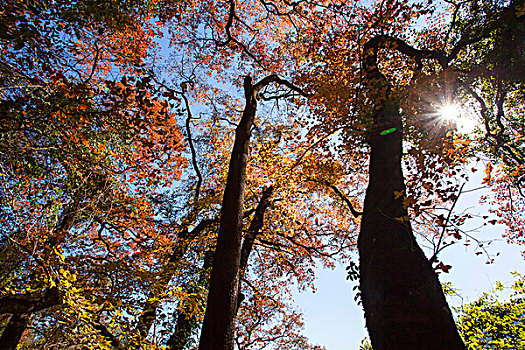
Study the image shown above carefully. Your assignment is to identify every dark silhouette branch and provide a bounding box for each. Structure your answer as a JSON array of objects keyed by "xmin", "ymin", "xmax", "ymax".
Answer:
[
  {"xmin": 0, "ymin": 287, "xmax": 59, "ymax": 315},
  {"xmin": 93, "ymin": 322, "xmax": 124, "ymax": 349},
  {"xmin": 136, "ymin": 218, "xmax": 216, "ymax": 338},
  {"xmin": 236, "ymin": 186, "xmax": 274, "ymax": 313},
  {"xmin": 430, "ymin": 183, "xmax": 465, "ymax": 263},
  {"xmin": 309, "ymin": 178, "xmax": 362, "ymax": 218},
  {"xmin": 238, "ymin": 186, "xmax": 274, "ymax": 278},
  {"xmin": 0, "ymin": 313, "xmax": 29, "ymax": 350},
  {"xmin": 252, "ymin": 74, "xmax": 308, "ymax": 98},
  {"xmin": 215, "ymin": 0, "xmax": 264, "ymax": 66},
  {"xmin": 181, "ymin": 89, "xmax": 203, "ymax": 202},
  {"xmin": 150, "ymin": 76, "xmax": 204, "ymax": 201}
]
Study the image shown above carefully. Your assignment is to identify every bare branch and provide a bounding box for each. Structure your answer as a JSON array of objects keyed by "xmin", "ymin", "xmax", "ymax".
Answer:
[
  {"xmin": 181, "ymin": 90, "xmax": 203, "ymax": 202},
  {"xmin": 215, "ymin": 0, "xmax": 265, "ymax": 66},
  {"xmin": 308, "ymin": 178, "xmax": 362, "ymax": 218},
  {"xmin": 253, "ymin": 74, "xmax": 308, "ymax": 98},
  {"xmin": 430, "ymin": 182, "xmax": 465, "ymax": 263}
]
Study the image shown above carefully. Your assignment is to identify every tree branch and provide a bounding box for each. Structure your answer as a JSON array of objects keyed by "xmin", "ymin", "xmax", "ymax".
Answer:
[
  {"xmin": 252, "ymin": 74, "xmax": 308, "ymax": 98},
  {"xmin": 308, "ymin": 178, "xmax": 362, "ymax": 218},
  {"xmin": 136, "ymin": 218, "xmax": 217, "ymax": 337},
  {"xmin": 181, "ymin": 89, "xmax": 203, "ymax": 202},
  {"xmin": 0, "ymin": 287, "xmax": 59, "ymax": 315},
  {"xmin": 215, "ymin": 0, "xmax": 264, "ymax": 66},
  {"xmin": 236, "ymin": 186, "xmax": 274, "ymax": 313}
]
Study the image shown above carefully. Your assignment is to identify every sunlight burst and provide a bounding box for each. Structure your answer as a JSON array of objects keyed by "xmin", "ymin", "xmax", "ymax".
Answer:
[
  {"xmin": 439, "ymin": 103, "xmax": 460, "ymax": 122},
  {"xmin": 437, "ymin": 103, "xmax": 477, "ymax": 133}
]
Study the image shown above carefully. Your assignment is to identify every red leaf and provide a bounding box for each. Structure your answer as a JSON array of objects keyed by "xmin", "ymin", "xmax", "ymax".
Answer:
[{"xmin": 435, "ymin": 262, "xmax": 452, "ymax": 273}]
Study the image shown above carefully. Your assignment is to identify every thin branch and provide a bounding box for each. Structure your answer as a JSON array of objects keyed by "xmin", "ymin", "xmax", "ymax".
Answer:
[
  {"xmin": 430, "ymin": 182, "xmax": 465, "ymax": 263},
  {"xmin": 93, "ymin": 322, "xmax": 124, "ymax": 349},
  {"xmin": 82, "ymin": 41, "xmax": 100, "ymax": 85},
  {"xmin": 252, "ymin": 74, "xmax": 308, "ymax": 98},
  {"xmin": 181, "ymin": 90, "xmax": 203, "ymax": 202},
  {"xmin": 308, "ymin": 178, "xmax": 362, "ymax": 218},
  {"xmin": 150, "ymin": 75, "xmax": 203, "ymax": 201},
  {"xmin": 215, "ymin": 0, "xmax": 265, "ymax": 66},
  {"xmin": 216, "ymin": 0, "xmax": 236, "ymax": 47}
]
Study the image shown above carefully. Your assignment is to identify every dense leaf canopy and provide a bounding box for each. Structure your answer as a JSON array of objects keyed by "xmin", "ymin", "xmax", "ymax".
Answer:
[{"xmin": 0, "ymin": 0, "xmax": 524, "ymax": 349}]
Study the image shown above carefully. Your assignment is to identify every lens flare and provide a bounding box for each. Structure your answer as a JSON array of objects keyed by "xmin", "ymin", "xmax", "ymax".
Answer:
[
  {"xmin": 437, "ymin": 103, "xmax": 478, "ymax": 133},
  {"xmin": 439, "ymin": 103, "xmax": 460, "ymax": 121}
]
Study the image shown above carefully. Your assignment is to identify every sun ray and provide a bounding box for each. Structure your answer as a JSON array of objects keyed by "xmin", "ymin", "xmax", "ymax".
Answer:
[{"xmin": 439, "ymin": 103, "xmax": 460, "ymax": 122}]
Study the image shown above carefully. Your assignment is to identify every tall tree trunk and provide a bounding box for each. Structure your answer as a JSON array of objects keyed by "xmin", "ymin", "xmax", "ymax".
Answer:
[
  {"xmin": 358, "ymin": 37, "xmax": 465, "ymax": 349},
  {"xmin": 0, "ymin": 313, "xmax": 29, "ymax": 350},
  {"xmin": 168, "ymin": 187, "xmax": 271, "ymax": 350},
  {"xmin": 198, "ymin": 76, "xmax": 257, "ymax": 350},
  {"xmin": 198, "ymin": 74, "xmax": 302, "ymax": 349}
]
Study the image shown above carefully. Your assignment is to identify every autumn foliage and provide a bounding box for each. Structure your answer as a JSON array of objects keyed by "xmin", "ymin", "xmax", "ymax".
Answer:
[{"xmin": 1, "ymin": 0, "xmax": 524, "ymax": 349}]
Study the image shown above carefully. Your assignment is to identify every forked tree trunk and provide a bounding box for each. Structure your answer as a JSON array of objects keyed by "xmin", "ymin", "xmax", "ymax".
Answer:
[
  {"xmin": 358, "ymin": 37, "xmax": 465, "ymax": 349},
  {"xmin": 198, "ymin": 76, "xmax": 257, "ymax": 350},
  {"xmin": 198, "ymin": 74, "xmax": 303, "ymax": 350}
]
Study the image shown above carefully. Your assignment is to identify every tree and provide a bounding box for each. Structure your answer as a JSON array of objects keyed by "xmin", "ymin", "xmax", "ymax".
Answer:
[
  {"xmin": 2, "ymin": 0, "xmax": 524, "ymax": 349},
  {"xmin": 456, "ymin": 273, "xmax": 525, "ymax": 349},
  {"xmin": 289, "ymin": 0, "xmax": 524, "ymax": 348},
  {"xmin": 361, "ymin": 273, "xmax": 525, "ymax": 349},
  {"xmin": 453, "ymin": 0, "xmax": 525, "ymax": 255},
  {"xmin": 0, "ymin": 1, "xmax": 186, "ymax": 348},
  {"xmin": 357, "ymin": 35, "xmax": 465, "ymax": 349},
  {"xmin": 198, "ymin": 74, "xmax": 308, "ymax": 349}
]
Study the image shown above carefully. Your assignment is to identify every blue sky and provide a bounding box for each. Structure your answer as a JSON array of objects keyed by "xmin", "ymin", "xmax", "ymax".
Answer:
[
  {"xmin": 293, "ymin": 171, "xmax": 525, "ymax": 349},
  {"xmin": 294, "ymin": 238, "xmax": 523, "ymax": 349}
]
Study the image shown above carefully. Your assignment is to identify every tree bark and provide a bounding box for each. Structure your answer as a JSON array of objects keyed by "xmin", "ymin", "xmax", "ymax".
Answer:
[
  {"xmin": 358, "ymin": 37, "xmax": 465, "ymax": 349},
  {"xmin": 0, "ymin": 287, "xmax": 60, "ymax": 349},
  {"xmin": 0, "ymin": 313, "xmax": 29, "ymax": 350},
  {"xmin": 198, "ymin": 76, "xmax": 257, "ymax": 350},
  {"xmin": 0, "ymin": 287, "xmax": 59, "ymax": 315},
  {"xmin": 198, "ymin": 74, "xmax": 303, "ymax": 349},
  {"xmin": 168, "ymin": 186, "xmax": 271, "ymax": 349}
]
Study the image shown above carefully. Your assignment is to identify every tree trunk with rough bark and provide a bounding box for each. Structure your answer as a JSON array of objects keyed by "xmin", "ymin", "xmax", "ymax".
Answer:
[
  {"xmin": 0, "ymin": 285, "xmax": 60, "ymax": 349},
  {"xmin": 198, "ymin": 74, "xmax": 303, "ymax": 350},
  {"xmin": 198, "ymin": 76, "xmax": 257, "ymax": 350},
  {"xmin": 357, "ymin": 37, "xmax": 465, "ymax": 350},
  {"xmin": 0, "ymin": 313, "xmax": 29, "ymax": 350},
  {"xmin": 169, "ymin": 186, "xmax": 271, "ymax": 350}
]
